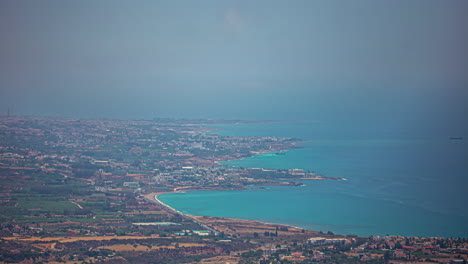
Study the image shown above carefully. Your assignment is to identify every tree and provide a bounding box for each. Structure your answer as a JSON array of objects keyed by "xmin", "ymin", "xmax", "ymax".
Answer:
[
  {"xmin": 384, "ymin": 251, "xmax": 392, "ymax": 264},
  {"xmin": 253, "ymin": 232, "xmax": 259, "ymax": 238}
]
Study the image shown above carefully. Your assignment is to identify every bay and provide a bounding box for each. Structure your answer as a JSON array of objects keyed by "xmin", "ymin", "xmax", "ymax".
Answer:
[{"xmin": 159, "ymin": 121, "xmax": 468, "ymax": 237}]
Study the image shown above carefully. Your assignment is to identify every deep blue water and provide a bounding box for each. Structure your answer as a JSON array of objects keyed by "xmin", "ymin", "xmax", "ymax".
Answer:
[{"xmin": 160, "ymin": 121, "xmax": 468, "ymax": 237}]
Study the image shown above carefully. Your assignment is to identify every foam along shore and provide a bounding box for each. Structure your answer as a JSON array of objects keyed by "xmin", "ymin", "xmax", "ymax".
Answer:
[{"xmin": 150, "ymin": 192, "xmax": 185, "ymax": 216}]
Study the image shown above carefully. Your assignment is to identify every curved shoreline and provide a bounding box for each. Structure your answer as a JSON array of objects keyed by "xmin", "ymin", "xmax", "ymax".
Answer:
[
  {"xmin": 153, "ymin": 192, "xmax": 185, "ymax": 216},
  {"xmin": 144, "ymin": 192, "xmax": 219, "ymax": 234},
  {"xmin": 144, "ymin": 191, "xmax": 313, "ymax": 235},
  {"xmin": 144, "ymin": 191, "xmax": 315, "ymax": 235}
]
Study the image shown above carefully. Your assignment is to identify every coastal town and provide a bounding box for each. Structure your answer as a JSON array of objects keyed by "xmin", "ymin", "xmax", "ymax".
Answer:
[{"xmin": 1, "ymin": 116, "xmax": 467, "ymax": 264}]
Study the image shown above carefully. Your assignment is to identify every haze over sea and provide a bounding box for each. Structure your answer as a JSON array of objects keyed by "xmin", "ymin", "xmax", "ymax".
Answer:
[
  {"xmin": 160, "ymin": 121, "xmax": 468, "ymax": 238},
  {"xmin": 1, "ymin": 0, "xmax": 466, "ymax": 238}
]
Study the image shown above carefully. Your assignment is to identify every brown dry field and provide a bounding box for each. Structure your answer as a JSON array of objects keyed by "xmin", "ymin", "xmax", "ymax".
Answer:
[
  {"xmin": 198, "ymin": 255, "xmax": 241, "ymax": 264},
  {"xmin": 32, "ymin": 242, "xmax": 57, "ymax": 250},
  {"xmin": 190, "ymin": 215, "xmax": 318, "ymax": 238},
  {"xmin": 103, "ymin": 242, "xmax": 209, "ymax": 252},
  {"xmin": 103, "ymin": 243, "xmax": 156, "ymax": 252},
  {"xmin": 2, "ymin": 235, "xmax": 168, "ymax": 243},
  {"xmin": 44, "ymin": 256, "xmax": 126, "ymax": 264}
]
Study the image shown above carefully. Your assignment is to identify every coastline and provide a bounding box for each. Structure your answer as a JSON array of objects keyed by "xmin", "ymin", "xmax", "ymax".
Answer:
[
  {"xmin": 147, "ymin": 123, "xmax": 465, "ymax": 239},
  {"xmin": 152, "ymin": 192, "xmax": 184, "ymax": 215},
  {"xmin": 143, "ymin": 191, "xmax": 318, "ymax": 237},
  {"xmin": 144, "ymin": 192, "xmax": 219, "ymax": 234},
  {"xmin": 202, "ymin": 123, "xmax": 306, "ymax": 167}
]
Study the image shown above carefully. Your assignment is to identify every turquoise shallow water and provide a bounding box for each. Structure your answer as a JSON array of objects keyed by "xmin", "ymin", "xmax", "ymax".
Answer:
[{"xmin": 159, "ymin": 122, "xmax": 468, "ymax": 238}]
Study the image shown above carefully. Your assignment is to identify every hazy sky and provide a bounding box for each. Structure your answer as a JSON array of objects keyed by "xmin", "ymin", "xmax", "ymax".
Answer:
[{"xmin": 0, "ymin": 0, "xmax": 467, "ymax": 133}]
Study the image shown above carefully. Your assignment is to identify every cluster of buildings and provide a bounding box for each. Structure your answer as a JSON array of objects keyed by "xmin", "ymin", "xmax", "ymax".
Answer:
[
  {"xmin": 1, "ymin": 116, "xmax": 467, "ymax": 263},
  {"xmin": 344, "ymin": 235, "xmax": 468, "ymax": 263}
]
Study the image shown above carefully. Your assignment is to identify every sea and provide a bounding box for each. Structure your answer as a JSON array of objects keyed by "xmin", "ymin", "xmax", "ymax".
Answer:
[{"xmin": 159, "ymin": 121, "xmax": 468, "ymax": 238}]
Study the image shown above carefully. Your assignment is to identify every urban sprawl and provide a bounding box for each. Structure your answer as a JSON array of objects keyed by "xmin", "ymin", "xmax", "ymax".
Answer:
[{"xmin": 0, "ymin": 116, "xmax": 466, "ymax": 264}]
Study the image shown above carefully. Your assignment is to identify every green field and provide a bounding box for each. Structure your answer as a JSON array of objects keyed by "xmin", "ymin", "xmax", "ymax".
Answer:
[{"xmin": 18, "ymin": 200, "xmax": 78, "ymax": 211}]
